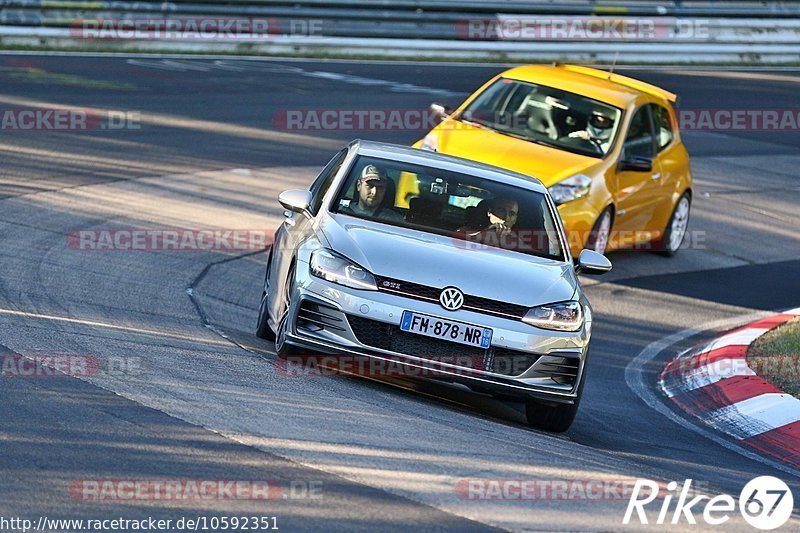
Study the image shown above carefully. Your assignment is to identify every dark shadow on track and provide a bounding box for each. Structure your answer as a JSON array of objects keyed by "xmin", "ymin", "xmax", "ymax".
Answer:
[{"xmin": 613, "ymin": 259, "xmax": 800, "ymax": 311}]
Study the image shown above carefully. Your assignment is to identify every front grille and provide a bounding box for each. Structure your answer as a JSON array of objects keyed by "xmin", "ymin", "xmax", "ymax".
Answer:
[
  {"xmin": 346, "ymin": 314, "xmax": 541, "ymax": 377},
  {"xmin": 531, "ymin": 356, "xmax": 580, "ymax": 387},
  {"xmin": 490, "ymin": 348, "xmax": 542, "ymax": 378},
  {"xmin": 297, "ymin": 301, "xmax": 346, "ymax": 333},
  {"xmin": 374, "ymin": 275, "xmax": 528, "ymax": 320}
]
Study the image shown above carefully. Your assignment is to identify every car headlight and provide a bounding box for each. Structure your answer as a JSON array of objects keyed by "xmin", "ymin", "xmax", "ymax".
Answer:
[
  {"xmin": 522, "ymin": 301, "xmax": 584, "ymax": 332},
  {"xmin": 310, "ymin": 249, "xmax": 377, "ymax": 290},
  {"xmin": 549, "ymin": 174, "xmax": 592, "ymax": 205}
]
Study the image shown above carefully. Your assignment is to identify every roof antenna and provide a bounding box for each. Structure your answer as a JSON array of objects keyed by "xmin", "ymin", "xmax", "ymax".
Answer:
[{"xmin": 608, "ymin": 51, "xmax": 620, "ymax": 79}]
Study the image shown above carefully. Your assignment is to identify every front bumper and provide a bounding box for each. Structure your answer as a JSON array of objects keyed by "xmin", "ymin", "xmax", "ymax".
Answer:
[{"xmin": 284, "ymin": 264, "xmax": 591, "ymax": 404}]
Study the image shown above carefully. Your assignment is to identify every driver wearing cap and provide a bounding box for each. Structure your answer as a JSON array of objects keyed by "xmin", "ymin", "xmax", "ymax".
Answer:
[
  {"xmin": 343, "ymin": 164, "xmax": 404, "ymax": 222},
  {"xmin": 568, "ymin": 108, "xmax": 616, "ymax": 153}
]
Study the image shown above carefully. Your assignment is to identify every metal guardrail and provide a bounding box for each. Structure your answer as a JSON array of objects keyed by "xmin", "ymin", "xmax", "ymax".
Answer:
[
  {"xmin": 4, "ymin": 0, "xmax": 800, "ymax": 20},
  {"xmin": 0, "ymin": 1, "xmax": 799, "ymax": 63}
]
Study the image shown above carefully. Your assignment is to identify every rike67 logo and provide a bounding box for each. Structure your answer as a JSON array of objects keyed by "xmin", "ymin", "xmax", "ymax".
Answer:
[{"xmin": 624, "ymin": 477, "xmax": 794, "ymax": 530}]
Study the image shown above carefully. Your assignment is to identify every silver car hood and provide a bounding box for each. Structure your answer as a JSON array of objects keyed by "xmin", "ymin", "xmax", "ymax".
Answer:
[{"xmin": 319, "ymin": 213, "xmax": 577, "ymax": 307}]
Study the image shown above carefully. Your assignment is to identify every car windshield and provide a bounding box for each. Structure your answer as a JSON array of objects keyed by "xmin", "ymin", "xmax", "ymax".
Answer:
[
  {"xmin": 459, "ymin": 77, "xmax": 623, "ymax": 158},
  {"xmin": 331, "ymin": 155, "xmax": 566, "ymax": 261}
]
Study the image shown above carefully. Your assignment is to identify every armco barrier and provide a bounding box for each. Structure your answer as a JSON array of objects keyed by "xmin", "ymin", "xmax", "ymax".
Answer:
[{"xmin": 0, "ymin": 1, "xmax": 799, "ymax": 63}]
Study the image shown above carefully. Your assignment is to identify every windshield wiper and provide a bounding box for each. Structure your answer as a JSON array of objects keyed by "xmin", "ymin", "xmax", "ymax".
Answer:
[
  {"xmin": 490, "ymin": 125, "xmax": 552, "ymax": 146},
  {"xmin": 457, "ymin": 117, "xmax": 495, "ymax": 131},
  {"xmin": 459, "ymin": 116, "xmax": 596, "ymax": 155},
  {"xmin": 491, "ymin": 124, "xmax": 590, "ymax": 153}
]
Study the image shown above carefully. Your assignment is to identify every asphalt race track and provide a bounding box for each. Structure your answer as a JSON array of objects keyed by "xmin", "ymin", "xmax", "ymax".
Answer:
[{"xmin": 1, "ymin": 54, "xmax": 799, "ymax": 531}]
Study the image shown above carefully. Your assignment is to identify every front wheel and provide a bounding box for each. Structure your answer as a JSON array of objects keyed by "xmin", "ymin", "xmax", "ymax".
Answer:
[
  {"xmin": 255, "ymin": 251, "xmax": 276, "ymax": 340},
  {"xmin": 274, "ymin": 262, "xmax": 301, "ymax": 357},
  {"xmin": 525, "ymin": 397, "xmax": 580, "ymax": 433},
  {"xmin": 525, "ymin": 359, "xmax": 587, "ymax": 433},
  {"xmin": 255, "ymin": 292, "xmax": 276, "ymax": 341},
  {"xmin": 657, "ymin": 193, "xmax": 691, "ymax": 257}
]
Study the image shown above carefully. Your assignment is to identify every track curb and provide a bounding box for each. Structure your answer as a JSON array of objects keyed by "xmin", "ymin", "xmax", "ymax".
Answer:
[{"xmin": 660, "ymin": 308, "xmax": 800, "ymax": 468}]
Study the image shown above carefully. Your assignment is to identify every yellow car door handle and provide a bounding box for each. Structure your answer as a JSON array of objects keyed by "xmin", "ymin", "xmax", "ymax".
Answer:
[{"xmin": 651, "ymin": 173, "xmax": 662, "ymax": 180}]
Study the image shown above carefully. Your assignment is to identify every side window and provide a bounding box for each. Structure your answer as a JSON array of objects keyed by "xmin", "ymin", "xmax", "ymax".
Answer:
[
  {"xmin": 651, "ymin": 104, "xmax": 674, "ymax": 151},
  {"xmin": 622, "ymin": 106, "xmax": 656, "ymax": 160},
  {"xmin": 309, "ymin": 149, "xmax": 348, "ymax": 215}
]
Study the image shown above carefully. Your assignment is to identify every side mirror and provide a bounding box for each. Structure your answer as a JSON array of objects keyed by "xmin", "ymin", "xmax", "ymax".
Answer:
[
  {"xmin": 279, "ymin": 189, "xmax": 313, "ymax": 215},
  {"xmin": 576, "ymin": 249, "xmax": 612, "ymax": 275},
  {"xmin": 430, "ymin": 103, "xmax": 451, "ymax": 122},
  {"xmin": 618, "ymin": 156, "xmax": 653, "ymax": 173}
]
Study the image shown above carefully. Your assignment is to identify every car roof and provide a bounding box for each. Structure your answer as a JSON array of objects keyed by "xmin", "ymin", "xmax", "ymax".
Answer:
[
  {"xmin": 352, "ymin": 140, "xmax": 549, "ymax": 193},
  {"xmin": 499, "ymin": 64, "xmax": 674, "ymax": 108}
]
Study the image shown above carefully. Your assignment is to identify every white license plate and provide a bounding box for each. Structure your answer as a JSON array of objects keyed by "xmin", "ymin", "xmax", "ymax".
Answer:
[{"xmin": 400, "ymin": 311, "xmax": 492, "ymax": 349}]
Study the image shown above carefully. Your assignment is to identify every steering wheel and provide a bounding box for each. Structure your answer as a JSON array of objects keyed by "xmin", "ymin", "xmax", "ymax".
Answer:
[{"xmin": 587, "ymin": 137, "xmax": 605, "ymax": 154}]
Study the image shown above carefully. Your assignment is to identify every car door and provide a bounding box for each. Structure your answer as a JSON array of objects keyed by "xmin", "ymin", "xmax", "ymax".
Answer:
[
  {"xmin": 649, "ymin": 102, "xmax": 683, "ymax": 237},
  {"xmin": 269, "ymin": 148, "xmax": 348, "ymax": 320},
  {"xmin": 611, "ymin": 104, "xmax": 662, "ymax": 248}
]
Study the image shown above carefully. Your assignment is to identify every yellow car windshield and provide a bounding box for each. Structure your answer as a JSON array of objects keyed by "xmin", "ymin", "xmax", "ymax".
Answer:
[{"xmin": 460, "ymin": 78, "xmax": 623, "ymax": 158}]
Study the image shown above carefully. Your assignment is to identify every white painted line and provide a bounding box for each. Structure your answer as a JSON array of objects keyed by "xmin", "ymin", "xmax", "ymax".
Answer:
[
  {"xmin": 126, "ymin": 58, "xmax": 182, "ymax": 71},
  {"xmin": 160, "ymin": 59, "xmax": 211, "ymax": 72},
  {"xmin": 785, "ymin": 307, "xmax": 800, "ymax": 315},
  {"xmin": 705, "ymin": 393, "xmax": 800, "ymax": 440},
  {"xmin": 125, "ymin": 58, "xmax": 461, "ymax": 96},
  {"xmin": 212, "ymin": 60, "xmax": 246, "ymax": 71},
  {"xmin": 680, "ymin": 358, "xmax": 756, "ymax": 393}
]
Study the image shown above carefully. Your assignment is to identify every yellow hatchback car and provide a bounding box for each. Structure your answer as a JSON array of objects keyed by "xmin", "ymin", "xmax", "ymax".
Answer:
[{"xmin": 412, "ymin": 64, "xmax": 692, "ymax": 258}]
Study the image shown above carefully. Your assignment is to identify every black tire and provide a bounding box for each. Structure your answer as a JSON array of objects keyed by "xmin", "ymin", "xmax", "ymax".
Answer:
[
  {"xmin": 585, "ymin": 207, "xmax": 613, "ymax": 255},
  {"xmin": 274, "ymin": 262, "xmax": 301, "ymax": 357},
  {"xmin": 524, "ymin": 398, "xmax": 579, "ymax": 433},
  {"xmin": 524, "ymin": 359, "xmax": 587, "ymax": 433},
  {"xmin": 255, "ymin": 251, "xmax": 276, "ymax": 340},
  {"xmin": 656, "ymin": 192, "xmax": 691, "ymax": 257}
]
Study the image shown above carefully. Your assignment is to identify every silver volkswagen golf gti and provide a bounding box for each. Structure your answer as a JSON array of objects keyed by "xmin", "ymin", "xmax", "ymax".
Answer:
[{"xmin": 256, "ymin": 140, "xmax": 611, "ymax": 432}]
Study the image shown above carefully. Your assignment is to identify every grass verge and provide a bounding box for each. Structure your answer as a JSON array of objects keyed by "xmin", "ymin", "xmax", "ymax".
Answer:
[{"xmin": 747, "ymin": 317, "xmax": 800, "ymax": 398}]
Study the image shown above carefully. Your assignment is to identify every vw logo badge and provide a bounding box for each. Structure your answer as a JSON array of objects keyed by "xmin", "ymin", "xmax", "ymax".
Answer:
[{"xmin": 439, "ymin": 287, "xmax": 464, "ymax": 311}]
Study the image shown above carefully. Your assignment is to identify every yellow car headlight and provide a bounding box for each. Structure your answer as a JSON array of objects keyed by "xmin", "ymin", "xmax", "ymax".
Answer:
[{"xmin": 549, "ymin": 174, "xmax": 592, "ymax": 205}]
